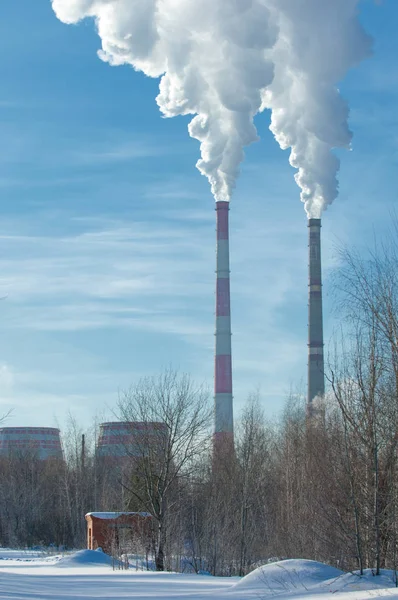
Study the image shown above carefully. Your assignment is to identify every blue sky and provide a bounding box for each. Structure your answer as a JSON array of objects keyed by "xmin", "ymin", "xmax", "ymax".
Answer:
[{"xmin": 0, "ymin": 1, "xmax": 397, "ymax": 431}]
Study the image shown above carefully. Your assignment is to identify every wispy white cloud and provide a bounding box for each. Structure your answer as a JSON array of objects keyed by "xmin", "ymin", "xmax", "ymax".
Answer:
[
  {"xmin": 0, "ymin": 119, "xmax": 184, "ymax": 174},
  {"xmin": 0, "ymin": 217, "xmax": 213, "ymax": 342},
  {"xmin": 0, "ymin": 205, "xmax": 309, "ymax": 334},
  {"xmin": 0, "ymin": 197, "xmax": 310, "ymax": 419},
  {"xmin": 0, "ymin": 155, "xmax": 363, "ymax": 426},
  {"xmin": 73, "ymin": 140, "xmax": 171, "ymax": 165}
]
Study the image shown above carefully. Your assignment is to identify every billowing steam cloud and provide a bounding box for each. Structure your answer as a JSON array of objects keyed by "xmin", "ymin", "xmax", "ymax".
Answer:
[
  {"xmin": 52, "ymin": 0, "xmax": 276, "ymax": 202},
  {"xmin": 262, "ymin": 1, "xmax": 372, "ymax": 217},
  {"xmin": 52, "ymin": 0, "xmax": 371, "ymax": 216}
]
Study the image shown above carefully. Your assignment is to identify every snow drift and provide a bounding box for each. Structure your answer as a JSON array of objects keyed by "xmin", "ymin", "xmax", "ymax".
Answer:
[
  {"xmin": 54, "ymin": 549, "xmax": 116, "ymax": 568},
  {"xmin": 2, "ymin": 549, "xmax": 398, "ymax": 600},
  {"xmin": 327, "ymin": 569, "xmax": 398, "ymax": 593},
  {"xmin": 233, "ymin": 559, "xmax": 343, "ymax": 594}
]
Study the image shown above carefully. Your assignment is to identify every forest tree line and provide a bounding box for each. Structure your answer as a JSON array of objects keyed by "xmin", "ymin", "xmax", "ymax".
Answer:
[{"xmin": 1, "ymin": 234, "xmax": 398, "ymax": 576}]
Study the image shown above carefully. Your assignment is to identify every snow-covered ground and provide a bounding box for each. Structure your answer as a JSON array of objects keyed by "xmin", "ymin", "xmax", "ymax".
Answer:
[{"xmin": 1, "ymin": 549, "xmax": 398, "ymax": 600}]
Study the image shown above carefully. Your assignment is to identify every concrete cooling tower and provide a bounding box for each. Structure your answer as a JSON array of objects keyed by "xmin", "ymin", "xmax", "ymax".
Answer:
[
  {"xmin": 0, "ymin": 427, "xmax": 63, "ymax": 460},
  {"xmin": 97, "ymin": 422, "xmax": 168, "ymax": 463}
]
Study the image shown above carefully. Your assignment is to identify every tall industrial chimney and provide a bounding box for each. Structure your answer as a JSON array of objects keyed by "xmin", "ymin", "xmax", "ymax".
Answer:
[
  {"xmin": 214, "ymin": 201, "xmax": 234, "ymax": 454},
  {"xmin": 308, "ymin": 218, "xmax": 325, "ymax": 414}
]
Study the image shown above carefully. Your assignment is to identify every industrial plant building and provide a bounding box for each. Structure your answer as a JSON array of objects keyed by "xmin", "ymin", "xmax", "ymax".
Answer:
[
  {"xmin": 0, "ymin": 427, "xmax": 63, "ymax": 461},
  {"xmin": 97, "ymin": 421, "xmax": 168, "ymax": 464}
]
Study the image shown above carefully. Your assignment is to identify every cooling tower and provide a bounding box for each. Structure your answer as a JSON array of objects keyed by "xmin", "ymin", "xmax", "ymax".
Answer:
[
  {"xmin": 308, "ymin": 218, "xmax": 325, "ymax": 412},
  {"xmin": 0, "ymin": 427, "xmax": 63, "ymax": 460},
  {"xmin": 97, "ymin": 421, "xmax": 167, "ymax": 463},
  {"xmin": 214, "ymin": 201, "xmax": 234, "ymax": 454}
]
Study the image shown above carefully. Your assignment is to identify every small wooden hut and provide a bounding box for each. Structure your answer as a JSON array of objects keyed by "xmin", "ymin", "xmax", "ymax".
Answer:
[{"xmin": 85, "ymin": 512, "xmax": 152, "ymax": 556}]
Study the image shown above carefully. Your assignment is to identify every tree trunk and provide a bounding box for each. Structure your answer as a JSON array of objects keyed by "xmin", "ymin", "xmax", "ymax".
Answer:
[
  {"xmin": 374, "ymin": 438, "xmax": 381, "ymax": 575},
  {"xmin": 155, "ymin": 519, "xmax": 165, "ymax": 571}
]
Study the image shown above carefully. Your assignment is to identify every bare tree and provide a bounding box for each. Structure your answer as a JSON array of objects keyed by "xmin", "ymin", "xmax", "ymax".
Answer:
[
  {"xmin": 61, "ymin": 412, "xmax": 97, "ymax": 548},
  {"xmin": 330, "ymin": 230, "xmax": 398, "ymax": 573},
  {"xmin": 117, "ymin": 369, "xmax": 212, "ymax": 571},
  {"xmin": 235, "ymin": 395, "xmax": 272, "ymax": 575}
]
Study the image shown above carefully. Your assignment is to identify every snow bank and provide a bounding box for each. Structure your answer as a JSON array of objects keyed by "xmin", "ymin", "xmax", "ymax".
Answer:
[
  {"xmin": 327, "ymin": 569, "xmax": 398, "ymax": 592},
  {"xmin": 0, "ymin": 548, "xmax": 47, "ymax": 561},
  {"xmin": 54, "ymin": 549, "xmax": 116, "ymax": 568},
  {"xmin": 2, "ymin": 551, "xmax": 398, "ymax": 600},
  {"xmin": 233, "ymin": 559, "xmax": 343, "ymax": 594}
]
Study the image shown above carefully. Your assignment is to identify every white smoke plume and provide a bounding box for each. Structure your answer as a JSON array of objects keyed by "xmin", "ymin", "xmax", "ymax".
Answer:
[
  {"xmin": 52, "ymin": 0, "xmax": 276, "ymax": 202},
  {"xmin": 262, "ymin": 0, "xmax": 372, "ymax": 217},
  {"xmin": 52, "ymin": 0, "xmax": 371, "ymax": 215}
]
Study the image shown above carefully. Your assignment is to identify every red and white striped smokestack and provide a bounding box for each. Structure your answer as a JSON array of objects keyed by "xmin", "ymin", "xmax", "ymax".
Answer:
[{"xmin": 214, "ymin": 201, "xmax": 234, "ymax": 454}]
